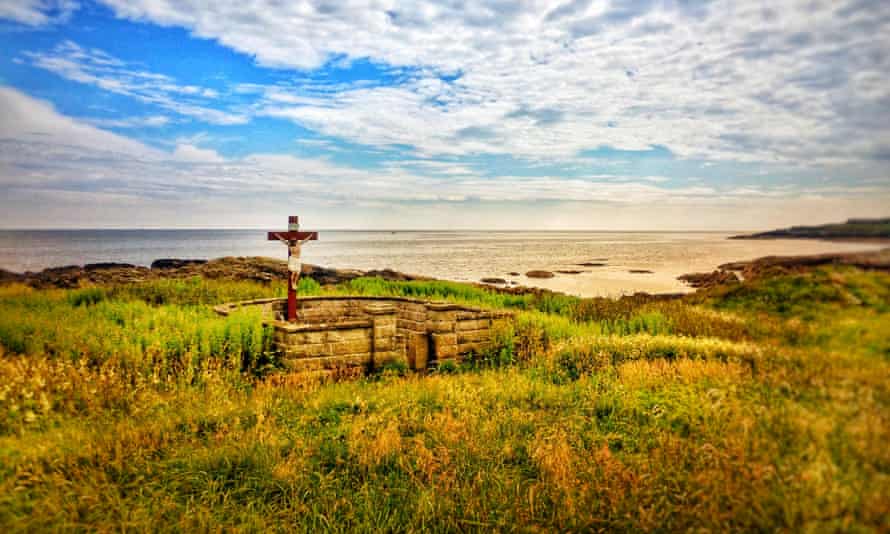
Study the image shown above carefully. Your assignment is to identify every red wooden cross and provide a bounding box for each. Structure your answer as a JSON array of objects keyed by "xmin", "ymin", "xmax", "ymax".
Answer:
[{"xmin": 267, "ymin": 216, "xmax": 318, "ymax": 322}]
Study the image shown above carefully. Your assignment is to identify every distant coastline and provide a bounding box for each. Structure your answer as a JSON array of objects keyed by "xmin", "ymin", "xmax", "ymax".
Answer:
[{"xmin": 731, "ymin": 217, "xmax": 890, "ymax": 242}]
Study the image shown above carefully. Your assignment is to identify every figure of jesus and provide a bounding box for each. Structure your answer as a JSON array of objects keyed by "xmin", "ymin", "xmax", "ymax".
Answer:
[{"xmin": 286, "ymin": 235, "xmax": 313, "ymax": 291}]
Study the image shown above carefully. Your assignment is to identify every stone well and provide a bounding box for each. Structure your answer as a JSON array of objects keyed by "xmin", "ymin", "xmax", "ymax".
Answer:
[{"xmin": 213, "ymin": 296, "xmax": 513, "ymax": 373}]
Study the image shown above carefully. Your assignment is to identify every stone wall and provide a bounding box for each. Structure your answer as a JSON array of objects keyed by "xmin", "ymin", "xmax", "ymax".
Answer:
[{"xmin": 214, "ymin": 296, "xmax": 512, "ymax": 373}]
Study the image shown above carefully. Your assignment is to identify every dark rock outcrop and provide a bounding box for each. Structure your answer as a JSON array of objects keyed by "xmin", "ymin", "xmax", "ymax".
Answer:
[
  {"xmin": 677, "ymin": 248, "xmax": 890, "ymax": 290},
  {"xmin": 85, "ymin": 262, "xmax": 136, "ymax": 270},
  {"xmin": 677, "ymin": 270, "xmax": 740, "ymax": 289},
  {"xmin": 1, "ymin": 256, "xmax": 434, "ymax": 289},
  {"xmin": 577, "ymin": 262, "xmax": 606, "ymax": 267},
  {"xmin": 525, "ymin": 270, "xmax": 555, "ymax": 279},
  {"xmin": 0, "ymin": 268, "xmax": 23, "ymax": 284},
  {"xmin": 718, "ymin": 248, "xmax": 890, "ymax": 278},
  {"xmin": 480, "ymin": 277, "xmax": 508, "ymax": 284},
  {"xmin": 365, "ymin": 268, "xmax": 432, "ymax": 282},
  {"xmin": 151, "ymin": 259, "xmax": 208, "ymax": 269},
  {"xmin": 629, "ymin": 269, "xmax": 653, "ymax": 274}
]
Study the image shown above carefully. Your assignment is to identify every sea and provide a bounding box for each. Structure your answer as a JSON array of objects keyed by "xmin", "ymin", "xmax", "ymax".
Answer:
[{"xmin": 0, "ymin": 230, "xmax": 883, "ymax": 297}]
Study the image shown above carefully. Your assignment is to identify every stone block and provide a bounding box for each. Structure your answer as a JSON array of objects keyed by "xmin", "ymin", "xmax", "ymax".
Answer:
[
  {"xmin": 403, "ymin": 310, "xmax": 428, "ymax": 323},
  {"xmin": 365, "ymin": 303, "xmax": 397, "ymax": 316},
  {"xmin": 427, "ymin": 310, "xmax": 458, "ymax": 324},
  {"xmin": 293, "ymin": 331, "xmax": 327, "ymax": 345},
  {"xmin": 456, "ymin": 319, "xmax": 490, "ymax": 331},
  {"xmin": 373, "ymin": 339, "xmax": 394, "ymax": 352},
  {"xmin": 376, "ymin": 348, "xmax": 409, "ymax": 368},
  {"xmin": 426, "ymin": 320, "xmax": 456, "ymax": 333},
  {"xmin": 427, "ymin": 303, "xmax": 458, "ymax": 315},
  {"xmin": 286, "ymin": 343, "xmax": 328, "ymax": 358},
  {"xmin": 330, "ymin": 339, "xmax": 373, "ymax": 355},
  {"xmin": 437, "ymin": 345, "xmax": 458, "ymax": 359},
  {"xmin": 396, "ymin": 319, "xmax": 424, "ymax": 332},
  {"xmin": 458, "ymin": 329, "xmax": 491, "ymax": 344},
  {"xmin": 458, "ymin": 342, "xmax": 489, "ymax": 355},
  {"xmin": 432, "ymin": 333, "xmax": 458, "ymax": 359},
  {"xmin": 373, "ymin": 310, "xmax": 396, "ymax": 322},
  {"xmin": 274, "ymin": 330, "xmax": 291, "ymax": 344},
  {"xmin": 374, "ymin": 321, "xmax": 394, "ymax": 336},
  {"xmin": 433, "ymin": 332, "xmax": 457, "ymax": 345},
  {"xmin": 326, "ymin": 328, "xmax": 371, "ymax": 342}
]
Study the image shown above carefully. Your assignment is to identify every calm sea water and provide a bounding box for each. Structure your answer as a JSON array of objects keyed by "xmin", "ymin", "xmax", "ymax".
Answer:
[{"xmin": 0, "ymin": 230, "xmax": 883, "ymax": 297}]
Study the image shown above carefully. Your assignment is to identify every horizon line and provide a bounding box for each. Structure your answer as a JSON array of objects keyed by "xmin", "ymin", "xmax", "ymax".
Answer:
[{"xmin": 0, "ymin": 227, "xmax": 752, "ymax": 233}]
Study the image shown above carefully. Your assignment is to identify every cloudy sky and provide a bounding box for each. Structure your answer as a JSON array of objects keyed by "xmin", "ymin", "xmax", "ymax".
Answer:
[{"xmin": 1, "ymin": 0, "xmax": 888, "ymax": 230}]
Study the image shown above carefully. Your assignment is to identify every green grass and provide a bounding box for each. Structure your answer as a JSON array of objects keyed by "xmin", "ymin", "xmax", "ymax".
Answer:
[
  {"xmin": 759, "ymin": 218, "xmax": 890, "ymax": 238},
  {"xmin": 1, "ymin": 267, "xmax": 889, "ymax": 531},
  {"xmin": 339, "ymin": 276, "xmax": 580, "ymax": 314}
]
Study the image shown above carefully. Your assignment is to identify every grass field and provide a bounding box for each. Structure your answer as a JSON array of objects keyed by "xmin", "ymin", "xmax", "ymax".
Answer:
[{"xmin": 1, "ymin": 267, "xmax": 888, "ymax": 531}]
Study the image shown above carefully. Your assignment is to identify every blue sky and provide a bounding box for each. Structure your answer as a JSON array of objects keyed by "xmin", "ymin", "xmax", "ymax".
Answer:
[{"xmin": 0, "ymin": 0, "xmax": 888, "ymax": 229}]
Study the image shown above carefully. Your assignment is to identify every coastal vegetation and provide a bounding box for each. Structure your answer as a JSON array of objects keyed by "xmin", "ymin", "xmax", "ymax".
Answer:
[
  {"xmin": 1, "ymin": 266, "xmax": 888, "ymax": 530},
  {"xmin": 733, "ymin": 217, "xmax": 890, "ymax": 240}
]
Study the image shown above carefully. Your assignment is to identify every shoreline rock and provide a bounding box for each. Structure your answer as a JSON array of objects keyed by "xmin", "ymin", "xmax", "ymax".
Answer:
[
  {"xmin": 677, "ymin": 247, "xmax": 890, "ymax": 289},
  {"xmin": 1, "ymin": 256, "xmax": 433, "ymax": 290},
  {"xmin": 677, "ymin": 270, "xmax": 740, "ymax": 289},
  {"xmin": 718, "ymin": 248, "xmax": 890, "ymax": 277},
  {"xmin": 0, "ymin": 268, "xmax": 23, "ymax": 284},
  {"xmin": 10, "ymin": 247, "xmax": 887, "ymax": 298},
  {"xmin": 150, "ymin": 259, "xmax": 208, "ymax": 269}
]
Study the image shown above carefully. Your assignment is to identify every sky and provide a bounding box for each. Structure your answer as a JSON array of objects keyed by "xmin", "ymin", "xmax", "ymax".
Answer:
[{"xmin": 0, "ymin": 0, "xmax": 888, "ymax": 230}]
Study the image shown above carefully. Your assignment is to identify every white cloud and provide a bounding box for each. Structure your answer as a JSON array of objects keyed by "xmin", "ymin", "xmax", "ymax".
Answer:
[
  {"xmin": 0, "ymin": 0, "xmax": 77, "ymax": 26},
  {"xmin": 0, "ymin": 85, "xmax": 160, "ymax": 161},
  {"xmin": 5, "ymin": 85, "xmax": 889, "ymax": 212},
  {"xmin": 24, "ymin": 41, "xmax": 247, "ymax": 125},
  {"xmin": 0, "ymin": 1, "xmax": 887, "ymax": 230},
  {"xmin": 172, "ymin": 144, "xmax": 225, "ymax": 163},
  {"xmin": 7, "ymin": 84, "xmax": 865, "ymax": 209},
  {"xmin": 92, "ymin": 0, "xmax": 890, "ymax": 167},
  {"xmin": 85, "ymin": 115, "xmax": 171, "ymax": 129}
]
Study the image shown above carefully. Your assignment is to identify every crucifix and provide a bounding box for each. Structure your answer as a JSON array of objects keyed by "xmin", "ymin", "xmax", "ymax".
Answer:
[{"xmin": 268, "ymin": 216, "xmax": 318, "ymax": 322}]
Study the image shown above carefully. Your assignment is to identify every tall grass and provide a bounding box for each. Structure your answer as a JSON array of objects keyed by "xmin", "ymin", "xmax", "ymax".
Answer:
[
  {"xmin": 1, "ymin": 268, "xmax": 889, "ymax": 530},
  {"xmin": 0, "ymin": 284, "xmax": 276, "ymax": 380},
  {"xmin": 543, "ymin": 333, "xmax": 761, "ymax": 383},
  {"xmin": 341, "ymin": 276, "xmax": 579, "ymax": 314},
  {"xmin": 91, "ymin": 276, "xmax": 287, "ymax": 305}
]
